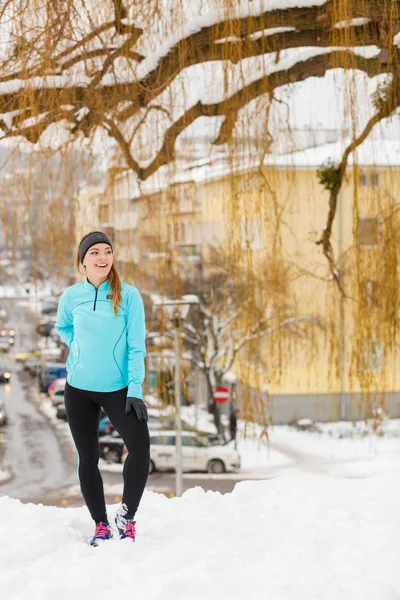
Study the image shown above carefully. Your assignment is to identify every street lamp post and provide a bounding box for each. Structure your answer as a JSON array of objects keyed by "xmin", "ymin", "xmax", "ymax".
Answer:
[{"xmin": 152, "ymin": 295, "xmax": 198, "ymax": 497}]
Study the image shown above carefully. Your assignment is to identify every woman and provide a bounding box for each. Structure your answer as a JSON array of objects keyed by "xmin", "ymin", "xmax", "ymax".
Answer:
[{"xmin": 55, "ymin": 231, "xmax": 149, "ymax": 546}]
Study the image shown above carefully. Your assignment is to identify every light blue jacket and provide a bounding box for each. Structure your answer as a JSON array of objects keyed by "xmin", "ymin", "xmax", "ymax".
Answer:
[{"xmin": 55, "ymin": 279, "xmax": 146, "ymax": 398}]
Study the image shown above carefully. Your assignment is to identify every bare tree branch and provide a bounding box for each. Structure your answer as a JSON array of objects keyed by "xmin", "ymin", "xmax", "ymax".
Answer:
[
  {"xmin": 316, "ymin": 80, "xmax": 399, "ymax": 293},
  {"xmin": 222, "ymin": 316, "xmax": 320, "ymax": 376},
  {"xmin": 112, "ymin": 0, "xmax": 127, "ymax": 34},
  {"xmin": 113, "ymin": 50, "xmax": 386, "ymax": 180},
  {"xmin": 0, "ymin": 0, "xmax": 397, "ymax": 187}
]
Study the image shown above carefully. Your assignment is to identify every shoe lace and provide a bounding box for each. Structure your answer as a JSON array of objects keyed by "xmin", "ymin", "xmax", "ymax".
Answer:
[
  {"xmin": 122, "ymin": 521, "xmax": 136, "ymax": 539},
  {"xmin": 94, "ymin": 522, "xmax": 109, "ymax": 539}
]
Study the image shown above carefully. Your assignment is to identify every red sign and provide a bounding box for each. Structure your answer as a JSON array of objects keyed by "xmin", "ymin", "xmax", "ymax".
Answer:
[{"xmin": 213, "ymin": 386, "xmax": 230, "ymax": 403}]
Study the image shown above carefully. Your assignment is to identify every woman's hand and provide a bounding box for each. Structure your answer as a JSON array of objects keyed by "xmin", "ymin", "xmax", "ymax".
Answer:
[{"xmin": 125, "ymin": 397, "xmax": 148, "ymax": 422}]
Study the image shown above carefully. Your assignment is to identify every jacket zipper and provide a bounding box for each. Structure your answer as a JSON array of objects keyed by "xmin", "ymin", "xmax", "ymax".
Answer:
[{"xmin": 93, "ymin": 288, "xmax": 98, "ymax": 311}]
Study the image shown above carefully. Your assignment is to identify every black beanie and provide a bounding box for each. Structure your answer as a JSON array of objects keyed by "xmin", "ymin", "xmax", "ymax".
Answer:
[{"xmin": 79, "ymin": 231, "xmax": 113, "ymax": 264}]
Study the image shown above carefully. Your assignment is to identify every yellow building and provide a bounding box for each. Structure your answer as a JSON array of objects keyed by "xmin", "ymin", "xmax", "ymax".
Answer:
[{"xmin": 79, "ymin": 139, "xmax": 400, "ymax": 422}]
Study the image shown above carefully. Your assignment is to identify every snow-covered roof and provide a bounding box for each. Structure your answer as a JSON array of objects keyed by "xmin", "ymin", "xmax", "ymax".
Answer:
[
  {"xmin": 263, "ymin": 139, "xmax": 400, "ymax": 169},
  {"xmin": 169, "ymin": 138, "xmax": 400, "ymax": 186},
  {"xmin": 107, "ymin": 132, "xmax": 400, "ymax": 203}
]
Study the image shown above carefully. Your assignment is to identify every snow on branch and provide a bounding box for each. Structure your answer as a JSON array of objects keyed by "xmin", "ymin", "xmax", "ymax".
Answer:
[
  {"xmin": 105, "ymin": 50, "xmax": 385, "ymax": 180},
  {"xmin": 0, "ymin": 0, "xmax": 397, "ymax": 180}
]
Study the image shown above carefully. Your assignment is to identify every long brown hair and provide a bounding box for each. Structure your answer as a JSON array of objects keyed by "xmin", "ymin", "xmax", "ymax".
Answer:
[{"xmin": 76, "ymin": 233, "xmax": 122, "ymax": 316}]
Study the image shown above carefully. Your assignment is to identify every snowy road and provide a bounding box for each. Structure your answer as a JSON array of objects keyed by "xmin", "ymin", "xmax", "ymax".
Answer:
[
  {"xmin": 0, "ymin": 366, "xmax": 76, "ymax": 499},
  {"xmin": 0, "ymin": 297, "xmax": 76, "ymax": 500}
]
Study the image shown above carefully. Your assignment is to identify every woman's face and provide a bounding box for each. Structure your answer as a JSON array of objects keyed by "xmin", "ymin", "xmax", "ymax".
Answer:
[{"xmin": 83, "ymin": 243, "xmax": 113, "ymax": 281}]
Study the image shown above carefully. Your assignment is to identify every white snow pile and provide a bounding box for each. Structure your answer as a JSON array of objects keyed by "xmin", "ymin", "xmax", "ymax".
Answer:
[{"xmin": 1, "ymin": 470, "xmax": 399, "ymax": 600}]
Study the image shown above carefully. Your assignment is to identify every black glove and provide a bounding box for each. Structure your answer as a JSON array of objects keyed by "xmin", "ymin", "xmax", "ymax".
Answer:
[{"xmin": 125, "ymin": 397, "xmax": 148, "ymax": 422}]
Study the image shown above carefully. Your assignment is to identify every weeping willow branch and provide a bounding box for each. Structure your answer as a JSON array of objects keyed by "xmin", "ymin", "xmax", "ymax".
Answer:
[
  {"xmin": 316, "ymin": 82, "xmax": 399, "ymax": 294},
  {"xmin": 102, "ymin": 51, "xmax": 385, "ymax": 180},
  {"xmin": 112, "ymin": 0, "xmax": 127, "ymax": 34},
  {"xmin": 0, "ymin": 0, "xmax": 398, "ymax": 180}
]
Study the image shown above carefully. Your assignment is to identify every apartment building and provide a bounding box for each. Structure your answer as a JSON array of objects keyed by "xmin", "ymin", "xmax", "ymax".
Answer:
[{"xmin": 77, "ymin": 139, "xmax": 400, "ymax": 422}]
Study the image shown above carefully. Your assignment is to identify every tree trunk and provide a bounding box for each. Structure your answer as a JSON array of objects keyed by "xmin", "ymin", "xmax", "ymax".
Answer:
[{"xmin": 205, "ymin": 371, "xmax": 223, "ymax": 440}]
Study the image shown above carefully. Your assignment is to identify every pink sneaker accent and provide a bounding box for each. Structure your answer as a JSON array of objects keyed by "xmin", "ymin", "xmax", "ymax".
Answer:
[
  {"xmin": 120, "ymin": 520, "xmax": 136, "ymax": 541},
  {"xmin": 90, "ymin": 521, "xmax": 112, "ymax": 546}
]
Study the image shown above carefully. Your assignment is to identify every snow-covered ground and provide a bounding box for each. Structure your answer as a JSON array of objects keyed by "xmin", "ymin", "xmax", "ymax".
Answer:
[
  {"xmin": 2, "ymin": 392, "xmax": 399, "ymax": 599},
  {"xmin": 268, "ymin": 419, "xmax": 400, "ymax": 479},
  {"xmin": 1, "ymin": 466, "xmax": 399, "ymax": 600}
]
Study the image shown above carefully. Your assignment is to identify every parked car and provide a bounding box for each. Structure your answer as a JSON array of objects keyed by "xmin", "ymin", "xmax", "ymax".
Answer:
[
  {"xmin": 48, "ymin": 376, "xmax": 66, "ymax": 398},
  {"xmin": 37, "ymin": 362, "xmax": 67, "ymax": 393},
  {"xmin": 24, "ymin": 356, "xmax": 45, "ymax": 375},
  {"xmin": 36, "ymin": 318, "xmax": 57, "ymax": 337},
  {"xmin": 0, "ymin": 339, "xmax": 11, "ymax": 352},
  {"xmin": 99, "ymin": 415, "xmax": 114, "ymax": 436},
  {"xmin": 147, "ymin": 431, "xmax": 241, "ymax": 474},
  {"xmin": 99, "ymin": 431, "xmax": 123, "ymax": 462},
  {"xmin": 0, "ymin": 400, "xmax": 8, "ymax": 426},
  {"xmin": 14, "ymin": 349, "xmax": 41, "ymax": 363},
  {"xmin": 40, "ymin": 347, "xmax": 63, "ymax": 362},
  {"xmin": 41, "ymin": 299, "xmax": 59, "ymax": 315},
  {"xmin": 50, "ymin": 387, "xmax": 66, "ymax": 406},
  {"xmin": 0, "ymin": 354, "xmax": 11, "ymax": 383},
  {"xmin": 99, "ymin": 430, "xmax": 241, "ymax": 473},
  {"xmin": 56, "ymin": 402, "xmax": 67, "ymax": 421},
  {"xmin": 0, "ymin": 327, "xmax": 14, "ymax": 352},
  {"xmin": 0, "ymin": 327, "xmax": 15, "ymax": 339}
]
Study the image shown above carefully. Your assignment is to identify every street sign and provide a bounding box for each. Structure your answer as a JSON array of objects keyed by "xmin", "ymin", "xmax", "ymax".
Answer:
[{"xmin": 213, "ymin": 386, "xmax": 230, "ymax": 403}]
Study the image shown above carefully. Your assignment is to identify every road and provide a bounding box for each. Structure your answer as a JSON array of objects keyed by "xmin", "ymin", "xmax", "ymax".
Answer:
[{"xmin": 0, "ymin": 297, "xmax": 77, "ymax": 500}]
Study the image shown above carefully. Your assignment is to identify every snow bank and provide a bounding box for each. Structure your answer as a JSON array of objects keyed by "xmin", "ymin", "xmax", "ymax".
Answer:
[
  {"xmin": 1, "ymin": 473, "xmax": 399, "ymax": 600},
  {"xmin": 269, "ymin": 420, "xmax": 400, "ymax": 468}
]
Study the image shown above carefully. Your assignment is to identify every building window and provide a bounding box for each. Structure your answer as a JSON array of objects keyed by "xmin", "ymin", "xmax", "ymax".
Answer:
[
  {"xmin": 359, "ymin": 172, "xmax": 380, "ymax": 187},
  {"xmin": 361, "ymin": 280, "xmax": 379, "ymax": 310},
  {"xmin": 359, "ymin": 217, "xmax": 379, "ymax": 247},
  {"xmin": 196, "ymin": 222, "xmax": 202, "ymax": 243},
  {"xmin": 203, "ymin": 221, "xmax": 222, "ymax": 247},
  {"xmin": 180, "ymin": 222, "xmax": 186, "ymax": 241},
  {"xmin": 360, "ymin": 340, "xmax": 383, "ymax": 373},
  {"xmin": 370, "ymin": 173, "xmax": 380, "ymax": 187},
  {"xmin": 98, "ymin": 205, "xmax": 109, "ymax": 223}
]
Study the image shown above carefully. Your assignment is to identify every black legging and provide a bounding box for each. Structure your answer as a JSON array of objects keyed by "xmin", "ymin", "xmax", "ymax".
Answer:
[{"xmin": 64, "ymin": 382, "xmax": 150, "ymax": 523}]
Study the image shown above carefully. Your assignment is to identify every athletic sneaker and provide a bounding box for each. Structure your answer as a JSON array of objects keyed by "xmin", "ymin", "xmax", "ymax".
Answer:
[
  {"xmin": 89, "ymin": 521, "xmax": 112, "ymax": 546},
  {"xmin": 120, "ymin": 520, "xmax": 136, "ymax": 541},
  {"xmin": 115, "ymin": 504, "xmax": 136, "ymax": 541}
]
